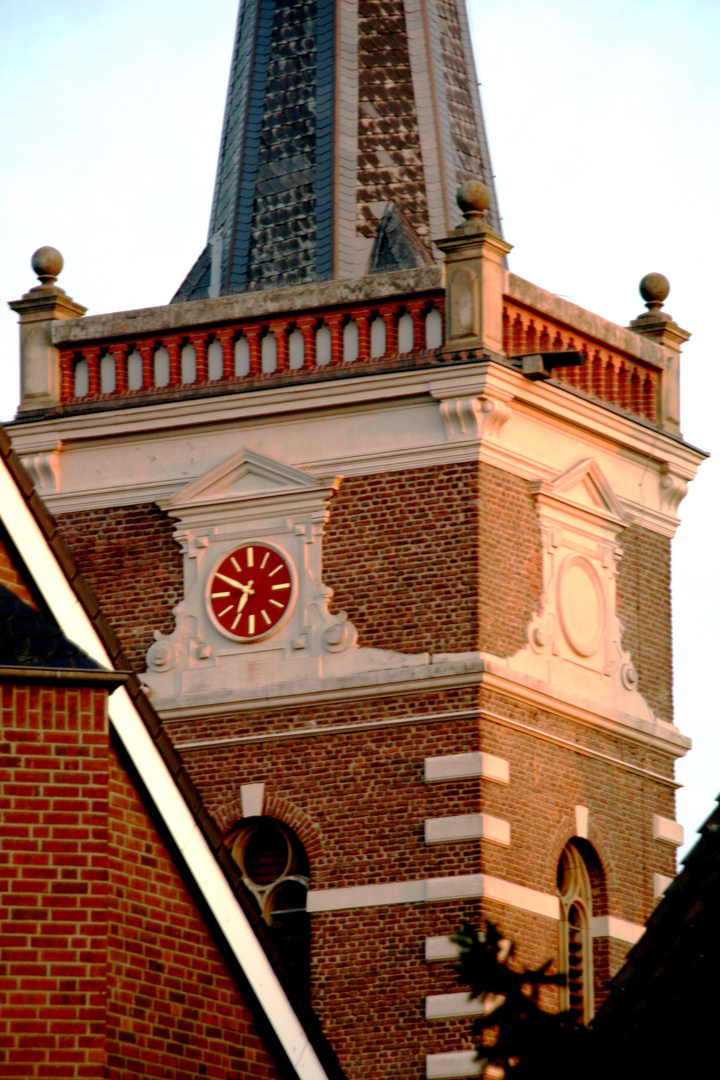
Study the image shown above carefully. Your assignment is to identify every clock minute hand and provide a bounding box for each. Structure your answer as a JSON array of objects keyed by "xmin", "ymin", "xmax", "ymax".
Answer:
[{"xmin": 215, "ymin": 571, "xmax": 245, "ymax": 590}]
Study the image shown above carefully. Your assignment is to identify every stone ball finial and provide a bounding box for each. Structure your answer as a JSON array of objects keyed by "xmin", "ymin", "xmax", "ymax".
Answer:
[
  {"xmin": 457, "ymin": 180, "xmax": 490, "ymax": 220},
  {"xmin": 639, "ymin": 272, "xmax": 670, "ymax": 313},
  {"xmin": 31, "ymin": 246, "xmax": 64, "ymax": 286}
]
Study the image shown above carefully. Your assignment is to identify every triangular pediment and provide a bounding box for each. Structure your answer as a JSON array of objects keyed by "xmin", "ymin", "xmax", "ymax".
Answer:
[
  {"xmin": 532, "ymin": 459, "xmax": 626, "ymax": 524},
  {"xmin": 166, "ymin": 449, "xmax": 322, "ymax": 508}
]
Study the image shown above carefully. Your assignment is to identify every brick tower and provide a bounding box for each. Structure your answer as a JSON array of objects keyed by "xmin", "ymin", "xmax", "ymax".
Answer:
[{"xmin": 7, "ymin": 4, "xmax": 703, "ymax": 1078}]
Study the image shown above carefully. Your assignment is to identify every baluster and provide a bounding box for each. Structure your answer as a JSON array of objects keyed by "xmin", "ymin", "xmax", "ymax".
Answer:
[
  {"xmin": 216, "ymin": 329, "xmax": 235, "ymax": 379},
  {"xmin": 644, "ymin": 374, "xmax": 657, "ymax": 422},
  {"xmin": 617, "ymin": 365, "xmax": 628, "ymax": 410},
  {"xmin": 271, "ymin": 320, "xmax": 289, "ymax": 373},
  {"xmin": 111, "ymin": 346, "xmax": 127, "ymax": 394},
  {"xmin": 190, "ymin": 334, "xmax": 208, "ymax": 382},
  {"xmin": 325, "ymin": 313, "xmax": 344, "ymax": 365},
  {"xmin": 60, "ymin": 353, "xmax": 74, "ymax": 401},
  {"xmin": 136, "ymin": 343, "xmax": 152, "ymax": 389},
  {"xmin": 354, "ymin": 308, "xmax": 371, "ymax": 363},
  {"xmin": 630, "ymin": 369, "xmax": 641, "ymax": 414},
  {"xmin": 244, "ymin": 326, "xmax": 262, "ymax": 376},
  {"xmin": 512, "ymin": 313, "xmax": 524, "ymax": 354},
  {"xmin": 382, "ymin": 305, "xmax": 399, "ymax": 356},
  {"xmin": 406, "ymin": 301, "xmax": 425, "ymax": 352},
  {"xmin": 297, "ymin": 316, "xmax": 316, "ymax": 368},
  {"xmin": 85, "ymin": 347, "xmax": 101, "ymax": 397},
  {"xmin": 165, "ymin": 335, "xmax": 182, "ymax": 386},
  {"xmin": 591, "ymin": 351, "xmax": 603, "ymax": 397}
]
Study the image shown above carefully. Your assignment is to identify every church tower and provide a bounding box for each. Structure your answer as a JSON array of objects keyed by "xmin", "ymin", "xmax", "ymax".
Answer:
[{"xmin": 7, "ymin": 3, "xmax": 703, "ymax": 1078}]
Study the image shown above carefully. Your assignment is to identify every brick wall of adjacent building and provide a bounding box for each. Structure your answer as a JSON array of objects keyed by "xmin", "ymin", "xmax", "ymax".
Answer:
[
  {"xmin": 106, "ymin": 744, "xmax": 281, "ymax": 1080},
  {"xmin": 55, "ymin": 504, "xmax": 183, "ymax": 673},
  {"xmin": 0, "ymin": 682, "xmax": 110, "ymax": 1079},
  {"xmin": 0, "ymin": 676, "xmax": 286, "ymax": 1080}
]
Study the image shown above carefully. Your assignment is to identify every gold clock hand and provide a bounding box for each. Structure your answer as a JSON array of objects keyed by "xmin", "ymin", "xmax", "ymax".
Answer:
[{"xmin": 215, "ymin": 571, "xmax": 245, "ymax": 590}]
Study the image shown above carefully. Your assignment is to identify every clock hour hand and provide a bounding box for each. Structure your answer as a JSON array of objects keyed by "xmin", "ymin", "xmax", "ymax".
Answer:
[
  {"xmin": 230, "ymin": 580, "xmax": 255, "ymax": 631},
  {"xmin": 236, "ymin": 581, "xmax": 254, "ymax": 614}
]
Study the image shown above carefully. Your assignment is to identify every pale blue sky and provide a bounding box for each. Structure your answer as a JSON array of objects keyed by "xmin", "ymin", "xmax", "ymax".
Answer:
[{"xmin": 1, "ymin": 0, "xmax": 718, "ymax": 857}]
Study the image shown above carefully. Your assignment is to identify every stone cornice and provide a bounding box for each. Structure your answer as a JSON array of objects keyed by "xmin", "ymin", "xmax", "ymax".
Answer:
[
  {"xmin": 14, "ymin": 361, "xmax": 705, "ymax": 538},
  {"xmin": 50, "ymin": 266, "xmax": 444, "ymax": 345},
  {"xmin": 506, "ymin": 273, "xmax": 669, "ymax": 371}
]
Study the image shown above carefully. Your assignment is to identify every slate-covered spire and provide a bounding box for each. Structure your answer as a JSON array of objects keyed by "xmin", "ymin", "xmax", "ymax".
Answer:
[{"xmin": 173, "ymin": 0, "xmax": 501, "ymax": 302}]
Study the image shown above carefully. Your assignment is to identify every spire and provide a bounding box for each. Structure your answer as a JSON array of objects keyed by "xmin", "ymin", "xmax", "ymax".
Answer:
[{"xmin": 173, "ymin": 0, "xmax": 501, "ymax": 302}]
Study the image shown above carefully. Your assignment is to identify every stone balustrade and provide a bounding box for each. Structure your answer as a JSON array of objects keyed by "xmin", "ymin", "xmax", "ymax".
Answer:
[
  {"xmin": 503, "ymin": 300, "xmax": 660, "ymax": 424},
  {"xmin": 59, "ymin": 295, "xmax": 446, "ymax": 405}
]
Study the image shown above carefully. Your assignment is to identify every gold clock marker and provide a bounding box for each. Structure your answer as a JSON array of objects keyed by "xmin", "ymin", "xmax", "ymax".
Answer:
[{"xmin": 209, "ymin": 542, "xmax": 294, "ymax": 641}]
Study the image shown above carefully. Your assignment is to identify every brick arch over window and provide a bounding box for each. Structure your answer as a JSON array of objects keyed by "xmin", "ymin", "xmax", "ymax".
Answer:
[
  {"xmin": 557, "ymin": 839, "xmax": 608, "ymax": 1024},
  {"xmin": 228, "ymin": 815, "xmax": 311, "ymax": 995},
  {"xmin": 215, "ymin": 790, "xmax": 323, "ymax": 866}
]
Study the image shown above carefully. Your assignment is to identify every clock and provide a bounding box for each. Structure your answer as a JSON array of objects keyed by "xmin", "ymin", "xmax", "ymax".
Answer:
[{"xmin": 207, "ymin": 542, "xmax": 295, "ymax": 642}]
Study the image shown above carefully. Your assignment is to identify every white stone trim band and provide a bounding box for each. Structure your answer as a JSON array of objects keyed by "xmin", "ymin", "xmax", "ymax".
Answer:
[
  {"xmin": 425, "ymin": 935, "xmax": 461, "ymax": 961},
  {"xmin": 424, "ymin": 813, "xmax": 510, "ymax": 846},
  {"xmin": 652, "ymin": 814, "xmax": 684, "ymax": 846},
  {"xmin": 425, "ymin": 993, "xmax": 486, "ymax": 1020},
  {"xmin": 307, "ymin": 872, "xmax": 560, "ymax": 919},
  {"xmin": 424, "ymin": 751, "xmax": 509, "ymax": 784},
  {"xmin": 590, "ymin": 916, "xmax": 645, "ymax": 946},
  {"xmin": 426, "ymin": 1052, "xmax": 497, "ymax": 1079}
]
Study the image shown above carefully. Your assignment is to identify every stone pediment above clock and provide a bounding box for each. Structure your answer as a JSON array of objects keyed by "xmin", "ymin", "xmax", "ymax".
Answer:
[
  {"xmin": 162, "ymin": 449, "xmax": 340, "ymax": 533},
  {"xmin": 530, "ymin": 458, "xmax": 626, "ymax": 532}
]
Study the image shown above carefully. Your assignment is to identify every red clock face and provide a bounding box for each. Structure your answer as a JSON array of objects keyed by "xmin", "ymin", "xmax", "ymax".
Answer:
[{"xmin": 207, "ymin": 543, "xmax": 294, "ymax": 641}]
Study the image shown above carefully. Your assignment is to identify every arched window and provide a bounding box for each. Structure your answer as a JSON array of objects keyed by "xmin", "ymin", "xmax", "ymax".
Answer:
[
  {"xmin": 231, "ymin": 818, "xmax": 310, "ymax": 989},
  {"xmin": 557, "ymin": 841, "xmax": 595, "ymax": 1023}
]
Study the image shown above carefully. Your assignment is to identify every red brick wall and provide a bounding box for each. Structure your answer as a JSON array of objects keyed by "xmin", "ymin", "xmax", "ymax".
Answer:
[
  {"xmin": 322, "ymin": 462, "xmax": 542, "ymax": 657},
  {"xmin": 476, "ymin": 462, "xmax": 543, "ymax": 657},
  {"xmin": 616, "ymin": 524, "xmax": 673, "ymax": 722},
  {"xmin": 0, "ymin": 677, "xmax": 287, "ymax": 1079},
  {"xmin": 175, "ymin": 682, "xmax": 676, "ymax": 1080},
  {"xmin": 0, "ymin": 682, "xmax": 109, "ymax": 1079},
  {"xmin": 323, "ymin": 463, "xmax": 480, "ymax": 654},
  {"xmin": 55, "ymin": 504, "xmax": 183, "ymax": 672},
  {"xmin": 106, "ymin": 745, "xmax": 281, "ymax": 1080}
]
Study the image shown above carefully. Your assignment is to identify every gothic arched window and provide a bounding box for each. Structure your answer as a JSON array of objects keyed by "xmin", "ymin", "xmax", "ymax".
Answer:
[
  {"xmin": 231, "ymin": 818, "xmax": 310, "ymax": 989},
  {"xmin": 557, "ymin": 842, "xmax": 595, "ymax": 1023}
]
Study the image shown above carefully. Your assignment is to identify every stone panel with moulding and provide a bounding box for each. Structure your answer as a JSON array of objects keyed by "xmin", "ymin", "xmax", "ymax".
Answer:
[
  {"xmin": 486, "ymin": 458, "xmax": 667, "ymax": 729},
  {"xmin": 141, "ymin": 448, "xmax": 434, "ymax": 711}
]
